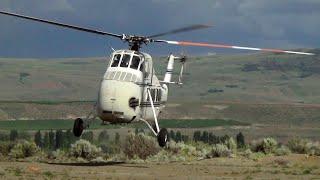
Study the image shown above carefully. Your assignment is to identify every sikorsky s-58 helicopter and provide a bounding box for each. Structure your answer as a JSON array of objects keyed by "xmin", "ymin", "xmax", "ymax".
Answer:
[{"xmin": 0, "ymin": 11, "xmax": 314, "ymax": 147}]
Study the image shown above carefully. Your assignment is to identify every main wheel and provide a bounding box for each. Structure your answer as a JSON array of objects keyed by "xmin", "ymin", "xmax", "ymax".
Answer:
[
  {"xmin": 157, "ymin": 128, "xmax": 168, "ymax": 147},
  {"xmin": 73, "ymin": 118, "xmax": 84, "ymax": 137}
]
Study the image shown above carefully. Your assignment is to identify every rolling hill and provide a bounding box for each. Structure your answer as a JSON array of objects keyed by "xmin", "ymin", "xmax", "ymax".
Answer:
[{"xmin": 0, "ymin": 49, "xmax": 319, "ymax": 125}]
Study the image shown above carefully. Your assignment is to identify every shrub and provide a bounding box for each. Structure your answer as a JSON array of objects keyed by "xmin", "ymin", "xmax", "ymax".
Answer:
[
  {"xmin": 249, "ymin": 152, "xmax": 265, "ymax": 161},
  {"xmin": 307, "ymin": 141, "xmax": 320, "ymax": 156},
  {"xmin": 123, "ymin": 133, "xmax": 159, "ymax": 160},
  {"xmin": 242, "ymin": 148, "xmax": 253, "ymax": 158},
  {"xmin": 250, "ymin": 138, "xmax": 277, "ymax": 154},
  {"xmin": 167, "ymin": 141, "xmax": 197, "ymax": 156},
  {"xmin": 287, "ymin": 137, "xmax": 310, "ymax": 154},
  {"xmin": 49, "ymin": 149, "xmax": 67, "ymax": 160},
  {"xmin": 147, "ymin": 150, "xmax": 186, "ymax": 163},
  {"xmin": 0, "ymin": 142, "xmax": 15, "ymax": 156},
  {"xmin": 225, "ymin": 137, "xmax": 237, "ymax": 154},
  {"xmin": 207, "ymin": 144, "xmax": 231, "ymax": 158},
  {"xmin": 262, "ymin": 138, "xmax": 278, "ymax": 154},
  {"xmin": 69, "ymin": 139, "xmax": 102, "ymax": 160},
  {"xmin": 274, "ymin": 145, "xmax": 291, "ymax": 156},
  {"xmin": 9, "ymin": 140, "xmax": 39, "ymax": 158},
  {"xmin": 250, "ymin": 140, "xmax": 262, "ymax": 152}
]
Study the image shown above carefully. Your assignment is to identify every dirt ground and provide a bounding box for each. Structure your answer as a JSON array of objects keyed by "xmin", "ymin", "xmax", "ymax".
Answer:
[{"xmin": 0, "ymin": 155, "xmax": 319, "ymax": 179}]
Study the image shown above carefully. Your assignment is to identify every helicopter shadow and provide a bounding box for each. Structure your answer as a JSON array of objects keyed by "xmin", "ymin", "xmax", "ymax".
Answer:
[{"xmin": 47, "ymin": 161, "xmax": 149, "ymax": 168}]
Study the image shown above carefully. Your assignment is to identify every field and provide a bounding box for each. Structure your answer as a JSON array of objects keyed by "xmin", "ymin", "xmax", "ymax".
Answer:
[
  {"xmin": 0, "ymin": 119, "xmax": 248, "ymax": 130},
  {"xmin": 0, "ymin": 155, "xmax": 320, "ymax": 179}
]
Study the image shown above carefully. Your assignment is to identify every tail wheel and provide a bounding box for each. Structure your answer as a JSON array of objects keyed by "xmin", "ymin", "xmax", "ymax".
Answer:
[
  {"xmin": 73, "ymin": 118, "xmax": 84, "ymax": 137},
  {"xmin": 157, "ymin": 128, "xmax": 168, "ymax": 147}
]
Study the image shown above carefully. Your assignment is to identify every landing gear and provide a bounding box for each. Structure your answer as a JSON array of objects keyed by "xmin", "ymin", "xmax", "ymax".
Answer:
[
  {"xmin": 157, "ymin": 128, "xmax": 168, "ymax": 147},
  {"xmin": 73, "ymin": 118, "xmax": 84, "ymax": 137},
  {"xmin": 139, "ymin": 88, "xmax": 169, "ymax": 147},
  {"xmin": 73, "ymin": 103, "xmax": 97, "ymax": 137}
]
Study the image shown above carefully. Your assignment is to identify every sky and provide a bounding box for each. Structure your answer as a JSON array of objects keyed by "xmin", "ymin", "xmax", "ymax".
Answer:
[{"xmin": 0, "ymin": 0, "xmax": 319, "ymax": 58}]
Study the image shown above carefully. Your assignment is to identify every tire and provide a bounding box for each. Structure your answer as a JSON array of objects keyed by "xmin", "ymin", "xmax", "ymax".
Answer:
[
  {"xmin": 73, "ymin": 118, "xmax": 84, "ymax": 137},
  {"xmin": 157, "ymin": 128, "xmax": 168, "ymax": 147}
]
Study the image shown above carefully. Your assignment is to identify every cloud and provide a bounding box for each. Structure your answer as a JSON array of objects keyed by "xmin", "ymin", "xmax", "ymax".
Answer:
[{"xmin": 0, "ymin": 0, "xmax": 318, "ymax": 57}]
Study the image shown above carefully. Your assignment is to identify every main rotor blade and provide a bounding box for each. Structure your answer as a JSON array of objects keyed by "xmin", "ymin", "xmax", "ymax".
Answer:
[
  {"xmin": 0, "ymin": 11, "xmax": 123, "ymax": 38},
  {"xmin": 156, "ymin": 40, "xmax": 315, "ymax": 56},
  {"xmin": 148, "ymin": 24, "xmax": 211, "ymax": 38}
]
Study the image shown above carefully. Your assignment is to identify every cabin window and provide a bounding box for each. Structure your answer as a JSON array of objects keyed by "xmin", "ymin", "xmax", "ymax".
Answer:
[
  {"xmin": 130, "ymin": 56, "xmax": 140, "ymax": 70},
  {"xmin": 157, "ymin": 89, "xmax": 161, "ymax": 101},
  {"xmin": 111, "ymin": 54, "xmax": 121, "ymax": 67},
  {"xmin": 147, "ymin": 89, "xmax": 161, "ymax": 102},
  {"xmin": 120, "ymin": 54, "xmax": 131, "ymax": 67}
]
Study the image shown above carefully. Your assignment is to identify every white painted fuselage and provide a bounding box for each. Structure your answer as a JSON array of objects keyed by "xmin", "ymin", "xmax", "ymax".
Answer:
[{"xmin": 97, "ymin": 50, "xmax": 168, "ymax": 125}]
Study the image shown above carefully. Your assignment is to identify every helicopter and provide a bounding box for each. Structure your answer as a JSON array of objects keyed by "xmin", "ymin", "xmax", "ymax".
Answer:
[{"xmin": 0, "ymin": 11, "xmax": 314, "ymax": 147}]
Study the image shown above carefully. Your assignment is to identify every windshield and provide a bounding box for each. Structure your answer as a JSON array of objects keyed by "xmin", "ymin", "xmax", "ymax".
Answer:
[
  {"xmin": 120, "ymin": 54, "xmax": 131, "ymax": 67},
  {"xmin": 111, "ymin": 54, "xmax": 121, "ymax": 67},
  {"xmin": 130, "ymin": 56, "xmax": 141, "ymax": 70}
]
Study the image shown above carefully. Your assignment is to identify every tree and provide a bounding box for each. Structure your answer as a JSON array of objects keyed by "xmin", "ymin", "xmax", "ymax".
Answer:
[
  {"xmin": 201, "ymin": 131, "xmax": 209, "ymax": 143},
  {"xmin": 182, "ymin": 135, "xmax": 189, "ymax": 142},
  {"xmin": 193, "ymin": 131, "xmax": 201, "ymax": 142},
  {"xmin": 34, "ymin": 130, "xmax": 42, "ymax": 148},
  {"xmin": 169, "ymin": 130, "xmax": 175, "ymax": 141},
  {"xmin": 49, "ymin": 130, "xmax": 55, "ymax": 150},
  {"xmin": 43, "ymin": 132, "xmax": 50, "ymax": 149},
  {"xmin": 10, "ymin": 130, "xmax": 18, "ymax": 141},
  {"xmin": 175, "ymin": 131, "xmax": 182, "ymax": 142},
  {"xmin": 236, "ymin": 132, "xmax": 245, "ymax": 148},
  {"xmin": 115, "ymin": 132, "xmax": 120, "ymax": 144},
  {"xmin": 209, "ymin": 133, "xmax": 214, "ymax": 144},
  {"xmin": 82, "ymin": 131, "xmax": 94, "ymax": 142},
  {"xmin": 220, "ymin": 135, "xmax": 230, "ymax": 144},
  {"xmin": 55, "ymin": 130, "xmax": 63, "ymax": 149},
  {"xmin": 64, "ymin": 129, "xmax": 73, "ymax": 148},
  {"xmin": 98, "ymin": 130, "xmax": 109, "ymax": 143}
]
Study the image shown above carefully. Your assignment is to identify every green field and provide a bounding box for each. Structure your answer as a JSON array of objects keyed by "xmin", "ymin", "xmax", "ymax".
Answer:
[{"xmin": 0, "ymin": 119, "xmax": 248, "ymax": 130}]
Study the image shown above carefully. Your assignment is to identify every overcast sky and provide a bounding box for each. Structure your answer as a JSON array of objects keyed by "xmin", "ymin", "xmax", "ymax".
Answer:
[{"xmin": 0, "ymin": 0, "xmax": 319, "ymax": 58}]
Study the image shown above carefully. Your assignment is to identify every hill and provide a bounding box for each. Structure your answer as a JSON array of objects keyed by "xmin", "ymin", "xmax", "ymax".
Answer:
[{"xmin": 0, "ymin": 50, "xmax": 319, "ymax": 126}]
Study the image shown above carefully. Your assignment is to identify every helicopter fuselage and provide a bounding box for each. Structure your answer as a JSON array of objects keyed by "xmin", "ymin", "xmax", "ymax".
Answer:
[{"xmin": 97, "ymin": 50, "xmax": 168, "ymax": 124}]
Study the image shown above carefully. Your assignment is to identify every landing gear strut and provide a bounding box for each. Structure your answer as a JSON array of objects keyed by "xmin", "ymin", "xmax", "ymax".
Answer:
[{"xmin": 140, "ymin": 88, "xmax": 168, "ymax": 147}]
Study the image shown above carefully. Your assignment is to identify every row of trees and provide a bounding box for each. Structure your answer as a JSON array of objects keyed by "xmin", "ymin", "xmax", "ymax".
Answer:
[
  {"xmin": 2, "ymin": 129, "xmax": 120, "ymax": 151},
  {"xmin": 168, "ymin": 130, "xmax": 245, "ymax": 148},
  {"xmin": 3, "ymin": 129, "xmax": 246, "ymax": 150}
]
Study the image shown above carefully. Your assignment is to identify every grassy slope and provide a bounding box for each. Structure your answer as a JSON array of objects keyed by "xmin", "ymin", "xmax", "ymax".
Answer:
[
  {"xmin": 0, "ymin": 51, "xmax": 319, "ymax": 103},
  {"xmin": 0, "ymin": 51, "xmax": 319, "ymax": 126}
]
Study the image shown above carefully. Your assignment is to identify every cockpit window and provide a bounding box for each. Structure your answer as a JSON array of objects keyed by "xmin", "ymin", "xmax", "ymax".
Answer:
[
  {"xmin": 139, "ymin": 62, "xmax": 144, "ymax": 72},
  {"xmin": 130, "ymin": 56, "xmax": 140, "ymax": 70},
  {"xmin": 111, "ymin": 54, "xmax": 121, "ymax": 67},
  {"xmin": 120, "ymin": 54, "xmax": 131, "ymax": 67}
]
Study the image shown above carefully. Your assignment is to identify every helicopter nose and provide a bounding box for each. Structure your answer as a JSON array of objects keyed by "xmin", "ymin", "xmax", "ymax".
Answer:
[
  {"xmin": 97, "ymin": 79, "xmax": 141, "ymax": 123},
  {"xmin": 98, "ymin": 80, "xmax": 115, "ymax": 111}
]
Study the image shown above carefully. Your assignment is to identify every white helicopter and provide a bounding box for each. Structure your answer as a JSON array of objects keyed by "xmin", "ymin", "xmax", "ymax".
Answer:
[{"xmin": 0, "ymin": 11, "xmax": 314, "ymax": 147}]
